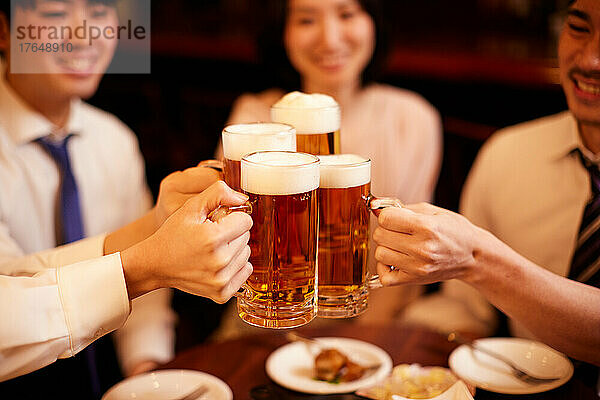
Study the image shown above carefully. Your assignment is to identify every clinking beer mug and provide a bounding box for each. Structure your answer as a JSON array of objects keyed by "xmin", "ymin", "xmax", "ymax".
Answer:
[
  {"xmin": 210, "ymin": 151, "xmax": 320, "ymax": 329},
  {"xmin": 221, "ymin": 122, "xmax": 296, "ymax": 192},
  {"xmin": 317, "ymin": 154, "xmax": 402, "ymax": 318},
  {"xmin": 271, "ymin": 91, "xmax": 341, "ymax": 156}
]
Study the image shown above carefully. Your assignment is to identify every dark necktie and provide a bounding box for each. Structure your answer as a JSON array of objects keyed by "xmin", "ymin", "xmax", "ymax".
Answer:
[
  {"xmin": 37, "ymin": 135, "xmax": 102, "ymax": 399},
  {"xmin": 569, "ymin": 150, "xmax": 600, "ymax": 287},
  {"xmin": 568, "ymin": 150, "xmax": 600, "ymax": 399}
]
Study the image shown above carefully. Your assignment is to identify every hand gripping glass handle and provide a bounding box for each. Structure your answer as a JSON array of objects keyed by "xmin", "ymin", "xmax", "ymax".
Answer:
[
  {"xmin": 207, "ymin": 202, "xmax": 253, "ymax": 298},
  {"xmin": 365, "ymin": 195, "xmax": 404, "ymax": 289}
]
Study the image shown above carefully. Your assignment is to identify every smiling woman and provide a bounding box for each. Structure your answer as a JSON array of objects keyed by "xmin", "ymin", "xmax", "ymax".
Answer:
[
  {"xmin": 256, "ymin": 0, "xmax": 388, "ymax": 92},
  {"xmin": 283, "ymin": 0, "xmax": 382, "ymax": 91}
]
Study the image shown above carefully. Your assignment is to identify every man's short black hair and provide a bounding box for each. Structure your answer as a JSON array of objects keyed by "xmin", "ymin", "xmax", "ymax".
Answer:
[
  {"xmin": 0, "ymin": 0, "xmax": 117, "ymax": 58},
  {"xmin": 1, "ymin": 1, "xmax": 38, "ymax": 23},
  {"xmin": 0, "ymin": 3, "xmax": 11, "ymax": 22},
  {"xmin": 0, "ymin": 0, "xmax": 118, "ymax": 24}
]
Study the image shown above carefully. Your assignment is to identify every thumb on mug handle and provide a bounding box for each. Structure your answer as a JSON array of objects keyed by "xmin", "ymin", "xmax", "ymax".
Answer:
[{"xmin": 366, "ymin": 195, "xmax": 403, "ymax": 288}]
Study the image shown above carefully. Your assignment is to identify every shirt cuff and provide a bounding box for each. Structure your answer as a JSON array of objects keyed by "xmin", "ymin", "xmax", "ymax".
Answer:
[
  {"xmin": 39, "ymin": 234, "xmax": 107, "ymax": 268},
  {"xmin": 57, "ymin": 252, "xmax": 130, "ymax": 355}
]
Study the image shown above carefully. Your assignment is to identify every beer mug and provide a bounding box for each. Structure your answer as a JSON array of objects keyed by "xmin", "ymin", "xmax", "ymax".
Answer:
[
  {"xmin": 317, "ymin": 154, "xmax": 402, "ymax": 318},
  {"xmin": 211, "ymin": 151, "xmax": 320, "ymax": 329},
  {"xmin": 221, "ymin": 122, "xmax": 296, "ymax": 191},
  {"xmin": 271, "ymin": 91, "xmax": 341, "ymax": 155}
]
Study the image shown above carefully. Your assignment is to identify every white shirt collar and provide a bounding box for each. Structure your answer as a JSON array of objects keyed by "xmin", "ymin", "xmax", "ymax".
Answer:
[
  {"xmin": 546, "ymin": 112, "xmax": 579, "ymax": 159},
  {"xmin": 579, "ymin": 141, "xmax": 600, "ymax": 165},
  {"xmin": 0, "ymin": 60, "xmax": 85, "ymax": 145},
  {"xmin": 541, "ymin": 111, "xmax": 600, "ymax": 166},
  {"xmin": 569, "ymin": 116, "xmax": 600, "ymax": 165}
]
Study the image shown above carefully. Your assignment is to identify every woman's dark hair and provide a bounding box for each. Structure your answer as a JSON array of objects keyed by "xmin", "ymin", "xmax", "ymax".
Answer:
[{"xmin": 258, "ymin": 0, "xmax": 390, "ymax": 91}]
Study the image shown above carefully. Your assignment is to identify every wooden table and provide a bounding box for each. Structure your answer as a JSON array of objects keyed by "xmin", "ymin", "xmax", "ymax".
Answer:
[{"xmin": 161, "ymin": 323, "xmax": 597, "ymax": 399}]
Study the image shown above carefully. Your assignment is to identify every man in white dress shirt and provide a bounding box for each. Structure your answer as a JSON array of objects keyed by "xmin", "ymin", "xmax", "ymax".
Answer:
[
  {"xmin": 0, "ymin": 0, "xmax": 252, "ymax": 398},
  {"xmin": 371, "ymin": 0, "xmax": 600, "ymax": 388}
]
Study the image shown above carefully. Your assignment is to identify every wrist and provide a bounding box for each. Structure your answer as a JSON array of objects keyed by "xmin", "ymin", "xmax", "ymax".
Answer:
[
  {"xmin": 120, "ymin": 242, "xmax": 161, "ymax": 300},
  {"xmin": 460, "ymin": 225, "xmax": 496, "ymax": 285}
]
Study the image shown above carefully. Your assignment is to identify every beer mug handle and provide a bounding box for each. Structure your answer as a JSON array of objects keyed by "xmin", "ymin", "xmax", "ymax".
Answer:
[
  {"xmin": 235, "ymin": 286, "xmax": 248, "ymax": 298},
  {"xmin": 365, "ymin": 195, "xmax": 404, "ymax": 289},
  {"xmin": 368, "ymin": 273, "xmax": 384, "ymax": 289},
  {"xmin": 197, "ymin": 159, "xmax": 224, "ymax": 173},
  {"xmin": 207, "ymin": 202, "xmax": 252, "ymax": 223},
  {"xmin": 207, "ymin": 202, "xmax": 253, "ymax": 298},
  {"xmin": 367, "ymin": 196, "xmax": 404, "ymax": 215}
]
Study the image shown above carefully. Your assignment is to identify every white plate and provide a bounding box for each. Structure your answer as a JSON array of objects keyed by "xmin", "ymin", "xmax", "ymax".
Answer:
[
  {"xmin": 265, "ymin": 337, "xmax": 393, "ymax": 394},
  {"xmin": 101, "ymin": 369, "xmax": 233, "ymax": 400},
  {"xmin": 448, "ymin": 338, "xmax": 573, "ymax": 394}
]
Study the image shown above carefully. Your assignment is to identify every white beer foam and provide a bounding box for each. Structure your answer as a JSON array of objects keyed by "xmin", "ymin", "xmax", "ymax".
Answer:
[
  {"xmin": 318, "ymin": 154, "xmax": 371, "ymax": 188},
  {"xmin": 271, "ymin": 91, "xmax": 340, "ymax": 135},
  {"xmin": 242, "ymin": 151, "xmax": 320, "ymax": 195},
  {"xmin": 222, "ymin": 123, "xmax": 296, "ymax": 161}
]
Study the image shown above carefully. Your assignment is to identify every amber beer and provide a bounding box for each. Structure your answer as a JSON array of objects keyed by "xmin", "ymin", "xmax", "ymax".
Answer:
[
  {"xmin": 238, "ymin": 151, "xmax": 320, "ymax": 329},
  {"xmin": 317, "ymin": 154, "xmax": 373, "ymax": 318},
  {"xmin": 296, "ymin": 129, "xmax": 340, "ymax": 156},
  {"xmin": 271, "ymin": 91, "xmax": 341, "ymax": 155},
  {"xmin": 221, "ymin": 123, "xmax": 296, "ymax": 191}
]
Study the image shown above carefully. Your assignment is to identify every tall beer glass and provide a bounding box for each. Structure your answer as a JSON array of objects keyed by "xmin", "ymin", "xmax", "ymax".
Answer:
[
  {"xmin": 271, "ymin": 91, "xmax": 341, "ymax": 155},
  {"xmin": 239, "ymin": 151, "xmax": 320, "ymax": 328},
  {"xmin": 317, "ymin": 154, "xmax": 401, "ymax": 318},
  {"xmin": 222, "ymin": 123, "xmax": 296, "ymax": 191}
]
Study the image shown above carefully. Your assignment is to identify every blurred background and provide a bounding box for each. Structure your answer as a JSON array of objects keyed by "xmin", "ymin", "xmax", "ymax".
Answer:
[{"xmin": 88, "ymin": 0, "xmax": 570, "ymax": 350}]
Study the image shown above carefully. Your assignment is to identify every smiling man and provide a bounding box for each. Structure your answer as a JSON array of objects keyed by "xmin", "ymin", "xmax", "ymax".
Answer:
[
  {"xmin": 560, "ymin": 0, "xmax": 600, "ymax": 153},
  {"xmin": 390, "ymin": 0, "xmax": 600, "ymax": 388},
  {"xmin": 0, "ymin": 0, "xmax": 175, "ymax": 398}
]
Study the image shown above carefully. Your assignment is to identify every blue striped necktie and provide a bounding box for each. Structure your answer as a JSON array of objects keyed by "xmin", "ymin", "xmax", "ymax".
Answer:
[
  {"xmin": 569, "ymin": 150, "xmax": 600, "ymax": 287},
  {"xmin": 37, "ymin": 134, "xmax": 102, "ymax": 399}
]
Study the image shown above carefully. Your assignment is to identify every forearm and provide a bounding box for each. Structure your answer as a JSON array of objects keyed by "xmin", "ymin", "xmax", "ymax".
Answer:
[{"xmin": 467, "ymin": 229, "xmax": 600, "ymax": 365}]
